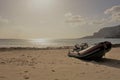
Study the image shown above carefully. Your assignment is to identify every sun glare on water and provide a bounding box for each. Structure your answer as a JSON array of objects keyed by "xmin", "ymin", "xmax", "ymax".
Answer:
[{"xmin": 31, "ymin": 39, "xmax": 47, "ymax": 43}]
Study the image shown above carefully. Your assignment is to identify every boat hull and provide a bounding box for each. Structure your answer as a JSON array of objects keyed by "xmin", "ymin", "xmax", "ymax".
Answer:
[{"xmin": 68, "ymin": 41, "xmax": 112, "ymax": 60}]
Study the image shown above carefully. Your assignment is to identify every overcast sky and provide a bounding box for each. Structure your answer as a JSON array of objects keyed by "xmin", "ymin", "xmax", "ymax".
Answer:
[{"xmin": 0, "ymin": 0, "xmax": 120, "ymax": 39}]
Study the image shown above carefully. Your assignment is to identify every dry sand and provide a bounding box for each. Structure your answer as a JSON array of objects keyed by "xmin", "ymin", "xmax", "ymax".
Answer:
[{"xmin": 0, "ymin": 48, "xmax": 120, "ymax": 80}]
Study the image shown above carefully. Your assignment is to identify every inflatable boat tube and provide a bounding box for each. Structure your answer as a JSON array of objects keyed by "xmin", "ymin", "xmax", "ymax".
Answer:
[{"xmin": 68, "ymin": 41, "xmax": 112, "ymax": 60}]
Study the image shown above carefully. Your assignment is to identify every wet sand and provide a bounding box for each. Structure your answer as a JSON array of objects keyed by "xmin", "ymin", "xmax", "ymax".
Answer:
[{"xmin": 0, "ymin": 48, "xmax": 120, "ymax": 80}]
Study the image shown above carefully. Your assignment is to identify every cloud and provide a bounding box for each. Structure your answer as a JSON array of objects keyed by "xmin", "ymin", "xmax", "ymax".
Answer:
[
  {"xmin": 111, "ymin": 12, "xmax": 120, "ymax": 22},
  {"xmin": 104, "ymin": 5, "xmax": 120, "ymax": 22},
  {"xmin": 0, "ymin": 16, "xmax": 9, "ymax": 25},
  {"xmin": 64, "ymin": 13, "xmax": 109, "ymax": 26},
  {"xmin": 65, "ymin": 5, "xmax": 120, "ymax": 27},
  {"xmin": 104, "ymin": 5, "xmax": 120, "ymax": 14},
  {"xmin": 90, "ymin": 18, "xmax": 109, "ymax": 25},
  {"xmin": 65, "ymin": 13, "xmax": 87, "ymax": 25}
]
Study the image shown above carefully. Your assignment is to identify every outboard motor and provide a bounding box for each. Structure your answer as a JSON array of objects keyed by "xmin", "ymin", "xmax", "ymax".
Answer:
[{"xmin": 104, "ymin": 41, "xmax": 112, "ymax": 52}]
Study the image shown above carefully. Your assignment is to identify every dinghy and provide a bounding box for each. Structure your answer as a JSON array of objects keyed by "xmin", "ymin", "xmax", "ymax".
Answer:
[{"xmin": 68, "ymin": 41, "xmax": 112, "ymax": 60}]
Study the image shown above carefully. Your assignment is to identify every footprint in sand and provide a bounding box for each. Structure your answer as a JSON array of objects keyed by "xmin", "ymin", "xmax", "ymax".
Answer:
[
  {"xmin": 0, "ymin": 62, "xmax": 6, "ymax": 64},
  {"xmin": 0, "ymin": 76, "xmax": 6, "ymax": 78},
  {"xmin": 22, "ymin": 70, "xmax": 30, "ymax": 79},
  {"xmin": 54, "ymin": 78, "xmax": 59, "ymax": 80},
  {"xmin": 80, "ymin": 72, "xmax": 86, "ymax": 75},
  {"xmin": 51, "ymin": 69, "xmax": 55, "ymax": 72},
  {"xmin": 23, "ymin": 75, "xmax": 29, "ymax": 79},
  {"xmin": 24, "ymin": 71, "xmax": 28, "ymax": 73}
]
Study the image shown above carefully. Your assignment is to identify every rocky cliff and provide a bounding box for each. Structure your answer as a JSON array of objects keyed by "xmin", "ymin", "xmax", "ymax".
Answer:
[{"xmin": 82, "ymin": 25, "xmax": 120, "ymax": 38}]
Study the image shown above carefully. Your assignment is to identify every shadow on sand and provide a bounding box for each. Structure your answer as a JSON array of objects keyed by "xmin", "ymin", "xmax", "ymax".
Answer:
[
  {"xmin": 72, "ymin": 56, "xmax": 120, "ymax": 69},
  {"xmin": 71, "ymin": 56, "xmax": 120, "ymax": 69},
  {"xmin": 79, "ymin": 58, "xmax": 120, "ymax": 69},
  {"xmin": 93, "ymin": 58, "xmax": 120, "ymax": 69}
]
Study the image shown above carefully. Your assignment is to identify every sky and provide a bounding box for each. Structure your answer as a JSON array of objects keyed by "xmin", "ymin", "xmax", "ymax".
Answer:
[{"xmin": 0, "ymin": 0, "xmax": 120, "ymax": 39}]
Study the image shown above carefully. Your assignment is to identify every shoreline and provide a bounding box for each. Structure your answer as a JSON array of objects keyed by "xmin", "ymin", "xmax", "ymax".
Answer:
[
  {"xmin": 0, "ymin": 46, "xmax": 73, "ymax": 51},
  {"xmin": 0, "ymin": 44, "xmax": 120, "ymax": 51}
]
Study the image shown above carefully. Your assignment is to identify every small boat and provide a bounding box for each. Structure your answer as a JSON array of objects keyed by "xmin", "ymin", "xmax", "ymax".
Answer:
[{"xmin": 68, "ymin": 41, "xmax": 112, "ymax": 60}]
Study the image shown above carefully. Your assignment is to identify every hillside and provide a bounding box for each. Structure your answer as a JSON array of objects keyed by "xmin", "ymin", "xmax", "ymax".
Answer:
[{"xmin": 82, "ymin": 25, "xmax": 120, "ymax": 38}]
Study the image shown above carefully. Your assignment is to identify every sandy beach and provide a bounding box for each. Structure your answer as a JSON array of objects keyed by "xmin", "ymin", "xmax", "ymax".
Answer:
[{"xmin": 0, "ymin": 48, "xmax": 120, "ymax": 80}]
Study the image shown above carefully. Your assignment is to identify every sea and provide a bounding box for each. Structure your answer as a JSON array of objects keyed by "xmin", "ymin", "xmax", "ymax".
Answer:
[{"xmin": 0, "ymin": 38, "xmax": 120, "ymax": 48}]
